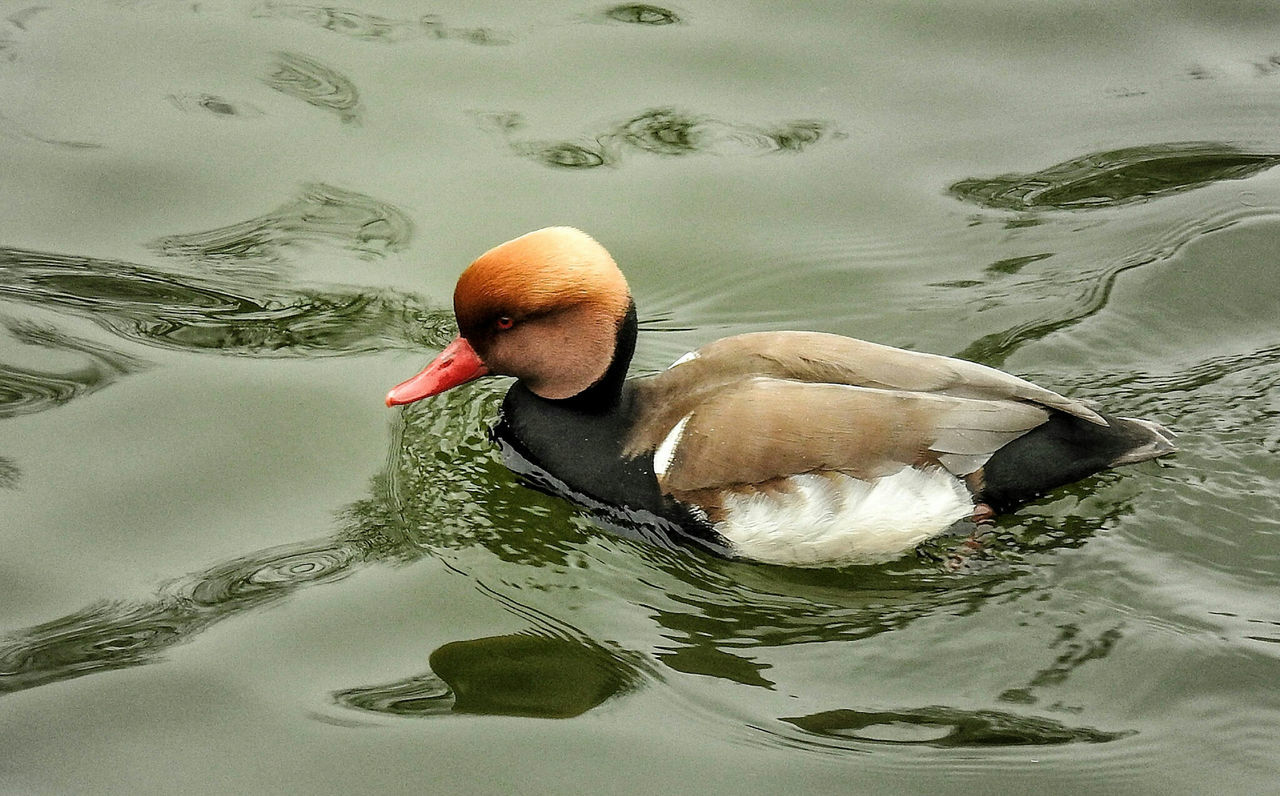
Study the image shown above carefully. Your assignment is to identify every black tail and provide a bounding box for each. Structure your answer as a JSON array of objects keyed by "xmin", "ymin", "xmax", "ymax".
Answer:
[{"xmin": 977, "ymin": 410, "xmax": 1176, "ymax": 513}]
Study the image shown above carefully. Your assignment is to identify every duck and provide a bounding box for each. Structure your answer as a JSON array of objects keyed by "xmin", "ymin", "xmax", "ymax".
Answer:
[{"xmin": 386, "ymin": 227, "xmax": 1176, "ymax": 567}]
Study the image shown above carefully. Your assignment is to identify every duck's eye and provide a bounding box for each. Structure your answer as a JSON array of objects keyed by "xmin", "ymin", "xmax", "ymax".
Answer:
[{"xmin": 495, "ymin": 316, "xmax": 515, "ymax": 331}]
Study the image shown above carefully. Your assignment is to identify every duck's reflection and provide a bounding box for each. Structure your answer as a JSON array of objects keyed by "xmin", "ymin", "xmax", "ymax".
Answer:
[{"xmin": 336, "ymin": 631, "xmax": 642, "ymax": 719}]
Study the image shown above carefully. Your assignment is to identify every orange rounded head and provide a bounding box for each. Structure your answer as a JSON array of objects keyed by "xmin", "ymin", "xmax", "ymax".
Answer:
[{"xmin": 386, "ymin": 227, "xmax": 633, "ymax": 405}]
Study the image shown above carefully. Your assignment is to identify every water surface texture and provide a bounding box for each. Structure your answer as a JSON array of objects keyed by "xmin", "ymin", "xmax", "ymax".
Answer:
[{"xmin": 2, "ymin": 2, "xmax": 1279, "ymax": 793}]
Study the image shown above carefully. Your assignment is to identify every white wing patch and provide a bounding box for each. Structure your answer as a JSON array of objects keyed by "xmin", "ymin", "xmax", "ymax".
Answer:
[
  {"xmin": 714, "ymin": 467, "xmax": 973, "ymax": 567},
  {"xmin": 654, "ymin": 413, "xmax": 691, "ymax": 479},
  {"xmin": 667, "ymin": 350, "xmax": 699, "ymax": 368}
]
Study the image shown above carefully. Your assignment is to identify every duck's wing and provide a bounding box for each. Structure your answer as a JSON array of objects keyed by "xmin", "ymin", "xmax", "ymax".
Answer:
[
  {"xmin": 659, "ymin": 331, "xmax": 1104, "ymax": 425},
  {"xmin": 648, "ymin": 377, "xmax": 1050, "ymax": 496}
]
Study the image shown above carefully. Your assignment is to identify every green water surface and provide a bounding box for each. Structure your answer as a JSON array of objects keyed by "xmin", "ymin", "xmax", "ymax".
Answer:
[{"xmin": 2, "ymin": 2, "xmax": 1279, "ymax": 793}]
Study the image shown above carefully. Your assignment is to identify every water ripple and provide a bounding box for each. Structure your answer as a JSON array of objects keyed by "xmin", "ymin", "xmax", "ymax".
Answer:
[
  {"xmin": 186, "ymin": 545, "xmax": 358, "ymax": 607},
  {"xmin": 598, "ymin": 4, "xmax": 683, "ymax": 25},
  {"xmin": 0, "ymin": 599, "xmax": 205, "ymax": 695},
  {"xmin": 480, "ymin": 107, "xmax": 842, "ymax": 169},
  {"xmin": 264, "ymin": 51, "xmax": 362, "ymax": 123},
  {"xmin": 596, "ymin": 3, "xmax": 680, "ymax": 25},
  {"xmin": 333, "ymin": 671, "xmax": 453, "ymax": 716},
  {"xmin": 254, "ymin": 3, "xmax": 509, "ymax": 45},
  {"xmin": 0, "ymin": 454, "xmax": 18, "ymax": 488},
  {"xmin": 771, "ymin": 705, "xmax": 1133, "ymax": 750},
  {"xmin": 0, "ymin": 533, "xmax": 412, "ymax": 696},
  {"xmin": 166, "ymin": 92, "xmax": 264, "ymax": 120},
  {"xmin": 0, "ymin": 246, "xmax": 451, "ymax": 357},
  {"xmin": 151, "ymin": 183, "xmax": 414, "ymax": 265},
  {"xmin": 0, "ymin": 109, "xmax": 103, "ymax": 150},
  {"xmin": 0, "ymin": 319, "xmax": 148, "ymax": 419},
  {"xmin": 955, "ymin": 206, "xmax": 1278, "ymax": 366},
  {"xmin": 950, "ymin": 142, "xmax": 1280, "ymax": 211}
]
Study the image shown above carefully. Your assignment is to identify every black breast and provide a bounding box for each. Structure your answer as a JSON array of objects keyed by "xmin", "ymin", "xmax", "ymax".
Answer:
[{"xmin": 494, "ymin": 381, "xmax": 728, "ymax": 555}]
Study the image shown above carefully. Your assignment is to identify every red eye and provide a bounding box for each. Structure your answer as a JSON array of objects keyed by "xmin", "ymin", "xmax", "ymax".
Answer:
[{"xmin": 495, "ymin": 316, "xmax": 514, "ymax": 330}]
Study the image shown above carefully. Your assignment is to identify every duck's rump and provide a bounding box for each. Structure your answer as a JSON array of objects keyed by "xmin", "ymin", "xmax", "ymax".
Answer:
[{"xmin": 975, "ymin": 410, "xmax": 1176, "ymax": 512}]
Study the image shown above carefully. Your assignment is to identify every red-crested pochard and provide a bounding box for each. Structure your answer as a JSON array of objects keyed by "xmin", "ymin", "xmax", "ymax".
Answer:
[{"xmin": 387, "ymin": 227, "xmax": 1176, "ymax": 567}]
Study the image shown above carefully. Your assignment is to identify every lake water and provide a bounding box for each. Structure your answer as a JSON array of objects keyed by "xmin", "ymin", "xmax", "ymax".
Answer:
[{"xmin": 3, "ymin": 2, "xmax": 1279, "ymax": 793}]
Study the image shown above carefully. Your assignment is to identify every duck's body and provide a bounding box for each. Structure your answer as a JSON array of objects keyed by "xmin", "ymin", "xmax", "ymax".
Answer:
[{"xmin": 388, "ymin": 227, "xmax": 1175, "ymax": 567}]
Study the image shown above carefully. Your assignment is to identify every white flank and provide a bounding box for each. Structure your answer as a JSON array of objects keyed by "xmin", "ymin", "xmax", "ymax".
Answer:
[
  {"xmin": 654, "ymin": 413, "xmax": 691, "ymax": 478},
  {"xmin": 715, "ymin": 467, "xmax": 974, "ymax": 567},
  {"xmin": 668, "ymin": 350, "xmax": 699, "ymax": 368}
]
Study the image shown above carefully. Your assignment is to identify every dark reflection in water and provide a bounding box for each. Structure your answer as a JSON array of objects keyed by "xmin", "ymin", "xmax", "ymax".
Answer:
[
  {"xmin": 0, "ymin": 319, "xmax": 148, "ymax": 419},
  {"xmin": 4, "ymin": 5, "xmax": 47, "ymax": 33},
  {"xmin": 264, "ymin": 51, "xmax": 362, "ymax": 123},
  {"xmin": 152, "ymin": 182, "xmax": 414, "ymax": 265},
  {"xmin": 950, "ymin": 143, "xmax": 1280, "ymax": 211},
  {"xmin": 254, "ymin": 3, "xmax": 509, "ymax": 45},
  {"xmin": 0, "ymin": 455, "xmax": 19, "ymax": 488},
  {"xmin": 0, "ymin": 369, "xmax": 1145, "ymax": 753},
  {"xmin": 999, "ymin": 623, "xmax": 1124, "ymax": 707},
  {"xmin": 480, "ymin": 107, "xmax": 840, "ymax": 169},
  {"xmin": 335, "ymin": 631, "xmax": 641, "ymax": 719},
  {"xmin": 334, "ymin": 671, "xmax": 452, "ymax": 716},
  {"xmin": 0, "ymin": 108, "xmax": 103, "ymax": 150},
  {"xmin": 598, "ymin": 4, "xmax": 683, "ymax": 25},
  {"xmin": 774, "ymin": 705, "xmax": 1131, "ymax": 749},
  {"xmin": 641, "ymin": 497, "xmax": 1133, "ymax": 688},
  {"xmin": 0, "ymin": 246, "xmax": 450, "ymax": 357},
  {"xmin": 984, "ymin": 252, "xmax": 1054, "ymax": 277},
  {"xmin": 167, "ymin": 92, "xmax": 264, "ymax": 120},
  {"xmin": 954, "ymin": 206, "xmax": 1272, "ymax": 367},
  {"xmin": 0, "ymin": 599, "xmax": 194, "ymax": 695}
]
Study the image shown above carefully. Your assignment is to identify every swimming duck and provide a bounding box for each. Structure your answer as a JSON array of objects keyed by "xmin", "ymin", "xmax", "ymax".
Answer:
[{"xmin": 386, "ymin": 227, "xmax": 1175, "ymax": 567}]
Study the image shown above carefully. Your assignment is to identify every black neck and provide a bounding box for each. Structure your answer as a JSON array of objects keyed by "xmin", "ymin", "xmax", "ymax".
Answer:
[{"xmin": 551, "ymin": 301, "xmax": 637, "ymax": 413}]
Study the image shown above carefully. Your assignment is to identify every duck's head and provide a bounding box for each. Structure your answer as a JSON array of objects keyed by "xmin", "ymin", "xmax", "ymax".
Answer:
[{"xmin": 386, "ymin": 227, "xmax": 633, "ymax": 406}]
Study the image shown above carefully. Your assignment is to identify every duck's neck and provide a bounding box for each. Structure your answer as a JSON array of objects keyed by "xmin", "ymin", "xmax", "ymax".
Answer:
[{"xmin": 552, "ymin": 301, "xmax": 637, "ymax": 413}]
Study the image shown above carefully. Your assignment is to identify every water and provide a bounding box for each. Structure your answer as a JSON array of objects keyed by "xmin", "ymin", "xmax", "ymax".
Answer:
[{"xmin": 2, "ymin": 2, "xmax": 1279, "ymax": 793}]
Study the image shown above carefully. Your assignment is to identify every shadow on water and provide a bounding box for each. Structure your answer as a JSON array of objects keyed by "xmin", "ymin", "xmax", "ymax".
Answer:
[
  {"xmin": 254, "ymin": 2, "xmax": 510, "ymax": 46},
  {"xmin": 476, "ymin": 107, "xmax": 841, "ymax": 169},
  {"xmin": 949, "ymin": 142, "xmax": 1280, "ymax": 212}
]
